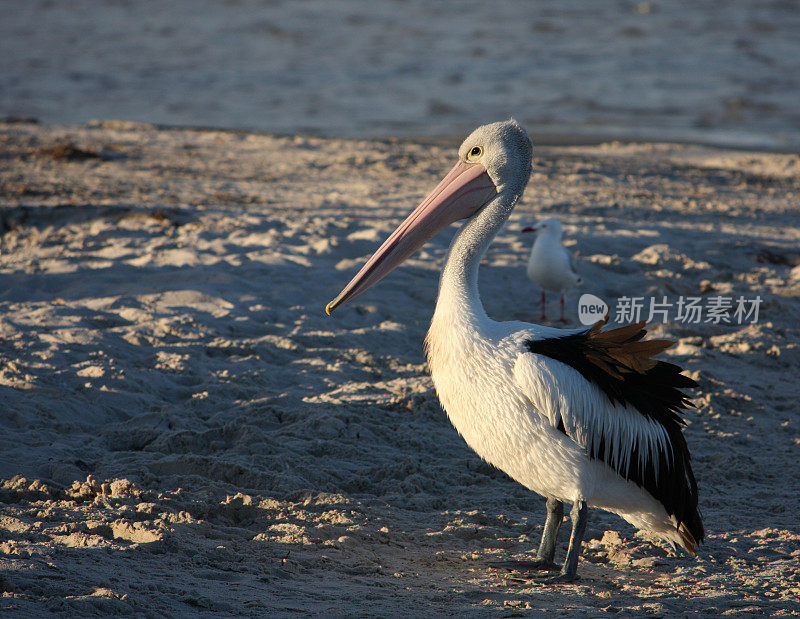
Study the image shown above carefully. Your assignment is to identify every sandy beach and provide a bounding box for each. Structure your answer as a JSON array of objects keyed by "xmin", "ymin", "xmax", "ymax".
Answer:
[{"xmin": 0, "ymin": 118, "xmax": 799, "ymax": 615}]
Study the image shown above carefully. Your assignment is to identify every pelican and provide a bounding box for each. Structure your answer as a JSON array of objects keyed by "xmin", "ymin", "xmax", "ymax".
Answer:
[
  {"xmin": 522, "ymin": 218, "xmax": 582, "ymax": 323},
  {"xmin": 326, "ymin": 120, "xmax": 703, "ymax": 581}
]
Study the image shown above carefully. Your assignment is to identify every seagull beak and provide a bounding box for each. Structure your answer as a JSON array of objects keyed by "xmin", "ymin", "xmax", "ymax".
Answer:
[
  {"xmin": 326, "ymin": 160, "xmax": 497, "ymax": 314},
  {"xmin": 521, "ymin": 225, "xmax": 538, "ymax": 233}
]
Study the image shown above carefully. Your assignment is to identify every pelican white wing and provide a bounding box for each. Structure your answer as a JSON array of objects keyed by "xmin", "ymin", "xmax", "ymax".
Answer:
[{"xmin": 511, "ymin": 319, "xmax": 702, "ymax": 551}]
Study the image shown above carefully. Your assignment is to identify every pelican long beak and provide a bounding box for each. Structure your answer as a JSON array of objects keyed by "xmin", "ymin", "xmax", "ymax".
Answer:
[{"xmin": 326, "ymin": 160, "xmax": 497, "ymax": 314}]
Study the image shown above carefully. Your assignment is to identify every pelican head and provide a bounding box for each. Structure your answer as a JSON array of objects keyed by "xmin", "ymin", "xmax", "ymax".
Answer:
[
  {"xmin": 326, "ymin": 119, "xmax": 532, "ymax": 314},
  {"xmin": 522, "ymin": 217, "xmax": 563, "ymax": 240}
]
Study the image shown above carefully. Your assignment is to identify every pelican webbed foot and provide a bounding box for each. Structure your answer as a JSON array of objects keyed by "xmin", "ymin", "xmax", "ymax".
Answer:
[
  {"xmin": 486, "ymin": 558, "xmax": 559, "ymax": 572},
  {"xmin": 542, "ymin": 571, "xmax": 580, "ymax": 584}
]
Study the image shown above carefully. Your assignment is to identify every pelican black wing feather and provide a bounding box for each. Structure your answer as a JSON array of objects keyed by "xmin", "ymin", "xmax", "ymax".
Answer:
[{"xmin": 525, "ymin": 319, "xmax": 704, "ymax": 550}]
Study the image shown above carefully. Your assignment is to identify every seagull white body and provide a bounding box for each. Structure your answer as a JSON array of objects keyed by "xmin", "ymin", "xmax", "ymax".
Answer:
[
  {"xmin": 523, "ymin": 219, "xmax": 581, "ymax": 322},
  {"xmin": 327, "ymin": 120, "xmax": 702, "ymax": 580},
  {"xmin": 525, "ymin": 219, "xmax": 581, "ymax": 293}
]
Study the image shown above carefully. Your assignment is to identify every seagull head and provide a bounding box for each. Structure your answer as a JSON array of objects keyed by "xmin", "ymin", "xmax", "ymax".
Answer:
[{"xmin": 522, "ymin": 217, "xmax": 564, "ymax": 240}]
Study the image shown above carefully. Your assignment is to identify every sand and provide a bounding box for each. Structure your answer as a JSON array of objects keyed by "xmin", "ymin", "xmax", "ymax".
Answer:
[{"xmin": 1, "ymin": 119, "xmax": 799, "ymax": 615}]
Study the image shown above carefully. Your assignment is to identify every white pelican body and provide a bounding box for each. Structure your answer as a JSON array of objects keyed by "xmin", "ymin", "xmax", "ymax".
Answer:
[
  {"xmin": 327, "ymin": 120, "xmax": 702, "ymax": 580},
  {"xmin": 522, "ymin": 218, "xmax": 581, "ymax": 322},
  {"xmin": 427, "ymin": 292, "xmax": 682, "ymax": 541}
]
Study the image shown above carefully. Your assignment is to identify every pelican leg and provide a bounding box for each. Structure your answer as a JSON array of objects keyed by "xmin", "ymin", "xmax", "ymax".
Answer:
[
  {"xmin": 486, "ymin": 498, "xmax": 563, "ymax": 572},
  {"xmin": 540, "ymin": 290, "xmax": 547, "ymax": 321},
  {"xmin": 535, "ymin": 497, "xmax": 564, "ymax": 565},
  {"xmin": 549, "ymin": 499, "xmax": 588, "ymax": 583}
]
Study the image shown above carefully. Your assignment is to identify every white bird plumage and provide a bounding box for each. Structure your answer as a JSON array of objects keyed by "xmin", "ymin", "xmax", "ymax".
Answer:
[
  {"xmin": 523, "ymin": 218, "xmax": 582, "ymax": 323},
  {"xmin": 328, "ymin": 120, "xmax": 702, "ymax": 581}
]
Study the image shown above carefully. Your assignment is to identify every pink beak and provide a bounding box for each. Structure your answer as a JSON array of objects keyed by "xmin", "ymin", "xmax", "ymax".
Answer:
[{"xmin": 326, "ymin": 160, "xmax": 497, "ymax": 314}]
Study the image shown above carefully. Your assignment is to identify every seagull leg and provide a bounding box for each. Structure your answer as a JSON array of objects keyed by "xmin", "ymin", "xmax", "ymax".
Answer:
[
  {"xmin": 547, "ymin": 499, "xmax": 588, "ymax": 583},
  {"xmin": 558, "ymin": 291, "xmax": 568, "ymax": 324},
  {"xmin": 540, "ymin": 290, "xmax": 547, "ymax": 321},
  {"xmin": 486, "ymin": 498, "xmax": 563, "ymax": 572}
]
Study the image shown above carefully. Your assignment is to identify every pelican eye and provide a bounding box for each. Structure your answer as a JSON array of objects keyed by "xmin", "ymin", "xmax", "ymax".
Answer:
[{"xmin": 467, "ymin": 145, "xmax": 483, "ymax": 161}]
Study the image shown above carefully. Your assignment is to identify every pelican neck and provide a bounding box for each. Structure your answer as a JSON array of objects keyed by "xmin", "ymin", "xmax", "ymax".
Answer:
[{"xmin": 434, "ymin": 192, "xmax": 517, "ymax": 330}]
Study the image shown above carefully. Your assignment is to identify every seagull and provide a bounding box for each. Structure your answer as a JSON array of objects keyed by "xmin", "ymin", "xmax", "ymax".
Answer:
[
  {"xmin": 522, "ymin": 218, "xmax": 582, "ymax": 323},
  {"xmin": 326, "ymin": 120, "xmax": 703, "ymax": 582}
]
